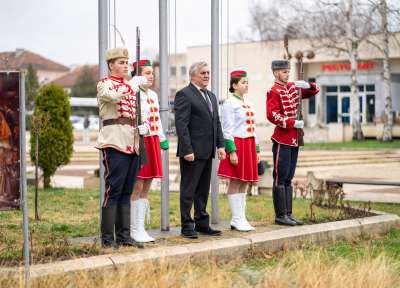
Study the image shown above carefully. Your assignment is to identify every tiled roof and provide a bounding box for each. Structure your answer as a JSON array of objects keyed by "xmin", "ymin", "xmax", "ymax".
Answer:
[
  {"xmin": 0, "ymin": 49, "xmax": 69, "ymax": 71},
  {"xmin": 51, "ymin": 65, "xmax": 99, "ymax": 88}
]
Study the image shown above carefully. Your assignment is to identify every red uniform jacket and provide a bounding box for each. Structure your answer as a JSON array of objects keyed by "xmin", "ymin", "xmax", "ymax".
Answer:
[{"xmin": 266, "ymin": 81, "xmax": 319, "ymax": 147}]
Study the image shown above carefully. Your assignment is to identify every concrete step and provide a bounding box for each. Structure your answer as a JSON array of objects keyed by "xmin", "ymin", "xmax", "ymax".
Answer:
[
  {"xmin": 28, "ymin": 153, "xmax": 400, "ymax": 166},
  {"xmin": 31, "ymin": 153, "xmax": 398, "ymax": 169}
]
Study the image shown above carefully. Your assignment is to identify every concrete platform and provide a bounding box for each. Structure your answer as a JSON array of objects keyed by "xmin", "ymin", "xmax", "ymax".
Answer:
[{"xmin": 1, "ymin": 210, "xmax": 399, "ymax": 279}]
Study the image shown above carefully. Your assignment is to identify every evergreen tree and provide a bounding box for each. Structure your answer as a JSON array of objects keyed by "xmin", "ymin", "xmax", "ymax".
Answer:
[
  {"xmin": 25, "ymin": 64, "xmax": 39, "ymax": 111},
  {"xmin": 71, "ymin": 65, "xmax": 97, "ymax": 98},
  {"xmin": 30, "ymin": 84, "xmax": 73, "ymax": 188}
]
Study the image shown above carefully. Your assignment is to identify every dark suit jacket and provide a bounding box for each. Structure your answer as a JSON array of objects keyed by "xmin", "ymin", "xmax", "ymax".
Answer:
[{"xmin": 174, "ymin": 83, "xmax": 224, "ymax": 159}]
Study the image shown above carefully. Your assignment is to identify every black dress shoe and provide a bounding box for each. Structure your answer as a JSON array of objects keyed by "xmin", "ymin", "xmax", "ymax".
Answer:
[
  {"xmin": 288, "ymin": 215, "xmax": 304, "ymax": 225},
  {"xmin": 116, "ymin": 237, "xmax": 144, "ymax": 248},
  {"xmin": 101, "ymin": 240, "xmax": 117, "ymax": 249},
  {"xmin": 195, "ymin": 226, "xmax": 222, "ymax": 236},
  {"xmin": 181, "ymin": 230, "xmax": 199, "ymax": 239},
  {"xmin": 275, "ymin": 215, "xmax": 297, "ymax": 226}
]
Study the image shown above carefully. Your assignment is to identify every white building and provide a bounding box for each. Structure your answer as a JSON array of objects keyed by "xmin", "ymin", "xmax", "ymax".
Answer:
[{"xmin": 168, "ymin": 33, "xmax": 400, "ymax": 141}]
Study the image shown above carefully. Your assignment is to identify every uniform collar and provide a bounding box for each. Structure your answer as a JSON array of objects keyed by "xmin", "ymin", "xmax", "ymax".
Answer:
[
  {"xmin": 110, "ymin": 75, "xmax": 124, "ymax": 83},
  {"xmin": 275, "ymin": 81, "xmax": 287, "ymax": 87},
  {"xmin": 232, "ymin": 93, "xmax": 244, "ymax": 102}
]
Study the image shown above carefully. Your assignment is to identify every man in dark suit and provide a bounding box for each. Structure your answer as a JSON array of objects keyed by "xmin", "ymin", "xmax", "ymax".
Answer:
[{"xmin": 174, "ymin": 61, "xmax": 226, "ymax": 239}]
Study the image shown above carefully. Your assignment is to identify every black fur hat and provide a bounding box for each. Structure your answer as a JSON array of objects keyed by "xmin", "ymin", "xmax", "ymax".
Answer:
[{"xmin": 271, "ymin": 60, "xmax": 290, "ymax": 71}]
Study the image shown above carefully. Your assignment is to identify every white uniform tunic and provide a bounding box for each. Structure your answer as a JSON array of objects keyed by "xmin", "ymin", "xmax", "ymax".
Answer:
[{"xmin": 221, "ymin": 94, "xmax": 260, "ymax": 153}]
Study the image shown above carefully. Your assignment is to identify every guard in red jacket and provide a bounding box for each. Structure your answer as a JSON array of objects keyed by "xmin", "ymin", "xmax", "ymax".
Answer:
[{"xmin": 266, "ymin": 60, "xmax": 319, "ymax": 226}]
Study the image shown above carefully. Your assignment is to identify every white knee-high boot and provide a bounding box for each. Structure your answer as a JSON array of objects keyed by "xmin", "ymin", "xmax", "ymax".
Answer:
[
  {"xmin": 228, "ymin": 193, "xmax": 253, "ymax": 232},
  {"xmin": 240, "ymin": 193, "xmax": 255, "ymax": 231},
  {"xmin": 130, "ymin": 199, "xmax": 155, "ymax": 242}
]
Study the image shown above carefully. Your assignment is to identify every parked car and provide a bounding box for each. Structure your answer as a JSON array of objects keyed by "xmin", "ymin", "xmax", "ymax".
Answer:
[
  {"xmin": 88, "ymin": 115, "xmax": 100, "ymax": 130},
  {"xmin": 70, "ymin": 115, "xmax": 99, "ymax": 130},
  {"xmin": 70, "ymin": 115, "xmax": 84, "ymax": 130}
]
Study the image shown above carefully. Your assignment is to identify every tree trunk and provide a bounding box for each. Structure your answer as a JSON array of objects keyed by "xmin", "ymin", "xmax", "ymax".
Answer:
[
  {"xmin": 35, "ymin": 133, "xmax": 39, "ymax": 220},
  {"xmin": 381, "ymin": 0, "xmax": 393, "ymax": 142},
  {"xmin": 346, "ymin": 0, "xmax": 364, "ymax": 140},
  {"xmin": 349, "ymin": 43, "xmax": 364, "ymax": 140},
  {"xmin": 43, "ymin": 175, "xmax": 51, "ymax": 189}
]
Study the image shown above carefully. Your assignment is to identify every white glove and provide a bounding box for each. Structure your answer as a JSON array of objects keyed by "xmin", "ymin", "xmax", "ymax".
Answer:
[
  {"xmin": 294, "ymin": 80, "xmax": 310, "ymax": 89},
  {"xmin": 138, "ymin": 124, "xmax": 149, "ymax": 135},
  {"xmin": 294, "ymin": 120, "xmax": 304, "ymax": 129},
  {"xmin": 130, "ymin": 76, "xmax": 148, "ymax": 86}
]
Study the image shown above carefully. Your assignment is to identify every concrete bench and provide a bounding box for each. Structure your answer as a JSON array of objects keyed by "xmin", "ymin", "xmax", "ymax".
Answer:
[{"xmin": 325, "ymin": 178, "xmax": 400, "ymax": 187}]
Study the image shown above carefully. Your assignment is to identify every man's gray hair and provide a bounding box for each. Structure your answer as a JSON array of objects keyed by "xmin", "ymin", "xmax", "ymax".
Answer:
[{"xmin": 189, "ymin": 61, "xmax": 208, "ymax": 78}]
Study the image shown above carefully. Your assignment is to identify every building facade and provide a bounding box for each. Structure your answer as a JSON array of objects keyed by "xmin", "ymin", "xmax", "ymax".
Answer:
[{"xmin": 168, "ymin": 33, "xmax": 400, "ymax": 141}]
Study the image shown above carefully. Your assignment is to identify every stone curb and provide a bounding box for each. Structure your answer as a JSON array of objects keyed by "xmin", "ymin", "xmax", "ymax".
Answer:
[{"xmin": 1, "ymin": 211, "xmax": 399, "ymax": 279}]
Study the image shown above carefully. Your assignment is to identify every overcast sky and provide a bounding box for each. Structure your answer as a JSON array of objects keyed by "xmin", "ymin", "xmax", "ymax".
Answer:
[{"xmin": 0, "ymin": 0, "xmax": 259, "ymax": 67}]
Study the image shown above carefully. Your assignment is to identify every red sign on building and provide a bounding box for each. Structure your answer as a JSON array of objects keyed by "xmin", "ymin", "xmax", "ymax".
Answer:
[{"xmin": 321, "ymin": 61, "xmax": 375, "ymax": 72}]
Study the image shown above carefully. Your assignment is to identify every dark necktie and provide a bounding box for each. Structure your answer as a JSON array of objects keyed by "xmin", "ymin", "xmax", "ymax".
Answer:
[{"xmin": 200, "ymin": 89, "xmax": 213, "ymax": 114}]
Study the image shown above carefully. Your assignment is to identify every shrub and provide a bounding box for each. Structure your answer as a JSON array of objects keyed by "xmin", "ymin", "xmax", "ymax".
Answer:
[{"xmin": 30, "ymin": 84, "xmax": 73, "ymax": 188}]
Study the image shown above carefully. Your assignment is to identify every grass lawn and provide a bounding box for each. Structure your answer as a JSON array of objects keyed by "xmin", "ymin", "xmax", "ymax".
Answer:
[
  {"xmin": 226, "ymin": 202, "xmax": 400, "ymax": 286},
  {"xmin": 304, "ymin": 139, "xmax": 400, "ymax": 150},
  {"xmin": 232, "ymin": 223, "xmax": 400, "ymax": 287},
  {"xmin": 0, "ymin": 187, "xmax": 399, "ymax": 266}
]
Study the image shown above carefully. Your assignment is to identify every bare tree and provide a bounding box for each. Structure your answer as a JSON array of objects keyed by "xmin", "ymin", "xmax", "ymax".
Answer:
[
  {"xmin": 248, "ymin": 0, "xmax": 399, "ymax": 140},
  {"xmin": 364, "ymin": 0, "xmax": 400, "ymax": 142},
  {"xmin": 248, "ymin": 0, "xmax": 371, "ymax": 139},
  {"xmin": 303, "ymin": 0, "xmax": 382, "ymax": 140},
  {"xmin": 346, "ymin": 0, "xmax": 365, "ymax": 140},
  {"xmin": 248, "ymin": 0, "xmax": 292, "ymax": 41},
  {"xmin": 380, "ymin": 0, "xmax": 394, "ymax": 142}
]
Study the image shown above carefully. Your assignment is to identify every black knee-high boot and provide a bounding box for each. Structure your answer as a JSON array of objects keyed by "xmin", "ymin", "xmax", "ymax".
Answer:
[
  {"xmin": 272, "ymin": 185, "xmax": 296, "ymax": 226},
  {"xmin": 115, "ymin": 203, "xmax": 144, "ymax": 248},
  {"xmin": 285, "ymin": 185, "xmax": 303, "ymax": 225},
  {"xmin": 101, "ymin": 206, "xmax": 117, "ymax": 247}
]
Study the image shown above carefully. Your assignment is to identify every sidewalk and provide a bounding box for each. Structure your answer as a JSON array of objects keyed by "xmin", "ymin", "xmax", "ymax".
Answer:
[{"xmin": 27, "ymin": 141, "xmax": 400, "ymax": 203}]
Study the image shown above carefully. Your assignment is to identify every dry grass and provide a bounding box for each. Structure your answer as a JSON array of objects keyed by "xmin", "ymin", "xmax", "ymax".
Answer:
[
  {"xmin": 259, "ymin": 252, "xmax": 400, "ymax": 288},
  {"xmin": 1, "ymin": 251, "xmax": 399, "ymax": 288},
  {"xmin": 2, "ymin": 257, "xmax": 247, "ymax": 288}
]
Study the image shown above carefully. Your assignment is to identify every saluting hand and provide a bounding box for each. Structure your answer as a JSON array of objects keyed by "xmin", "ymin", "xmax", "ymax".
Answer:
[
  {"xmin": 130, "ymin": 76, "xmax": 148, "ymax": 86},
  {"xmin": 229, "ymin": 152, "xmax": 238, "ymax": 165},
  {"xmin": 294, "ymin": 80, "xmax": 310, "ymax": 89}
]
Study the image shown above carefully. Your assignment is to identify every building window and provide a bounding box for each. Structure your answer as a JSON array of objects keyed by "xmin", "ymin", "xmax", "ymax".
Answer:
[
  {"xmin": 326, "ymin": 86, "xmax": 337, "ymax": 93},
  {"xmin": 366, "ymin": 94, "xmax": 375, "ymax": 123},
  {"xmin": 327, "ymin": 95, "xmax": 338, "ymax": 123},
  {"xmin": 366, "ymin": 84, "xmax": 375, "ymax": 92},
  {"xmin": 341, "ymin": 97, "xmax": 350, "ymax": 123},
  {"xmin": 170, "ymin": 66, "xmax": 176, "ymax": 77},
  {"xmin": 324, "ymin": 84, "xmax": 375, "ymax": 124},
  {"xmin": 325, "ymin": 86, "xmax": 338, "ymax": 123},
  {"xmin": 309, "ymin": 97, "xmax": 316, "ymax": 114},
  {"xmin": 180, "ymin": 66, "xmax": 187, "ymax": 77},
  {"xmin": 340, "ymin": 85, "xmax": 351, "ymax": 92}
]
